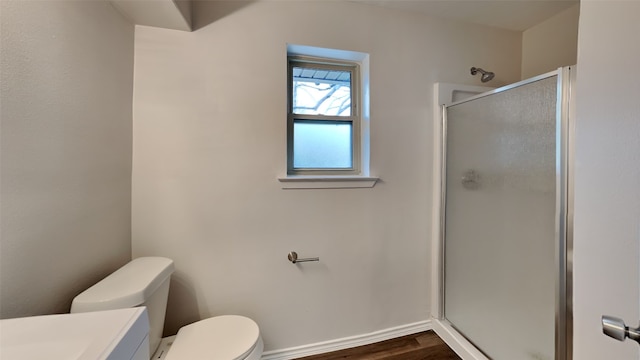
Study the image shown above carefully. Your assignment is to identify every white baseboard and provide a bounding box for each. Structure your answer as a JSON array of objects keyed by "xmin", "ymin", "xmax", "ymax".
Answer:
[
  {"xmin": 261, "ymin": 320, "xmax": 432, "ymax": 360},
  {"xmin": 431, "ymin": 319, "xmax": 489, "ymax": 360}
]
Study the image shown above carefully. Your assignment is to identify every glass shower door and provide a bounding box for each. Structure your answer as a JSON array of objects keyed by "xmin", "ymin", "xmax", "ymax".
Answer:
[{"xmin": 444, "ymin": 76, "xmax": 558, "ymax": 360}]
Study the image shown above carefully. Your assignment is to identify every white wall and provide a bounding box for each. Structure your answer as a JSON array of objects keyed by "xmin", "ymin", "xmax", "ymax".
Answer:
[
  {"xmin": 521, "ymin": 4, "xmax": 579, "ymax": 79},
  {"xmin": 0, "ymin": 1, "xmax": 134, "ymax": 318},
  {"xmin": 573, "ymin": 1, "xmax": 640, "ymax": 358},
  {"xmin": 131, "ymin": 1, "xmax": 522, "ymax": 351}
]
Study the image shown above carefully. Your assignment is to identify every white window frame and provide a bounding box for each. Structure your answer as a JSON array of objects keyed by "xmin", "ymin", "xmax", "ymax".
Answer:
[
  {"xmin": 278, "ymin": 44, "xmax": 377, "ymax": 189},
  {"xmin": 287, "ymin": 57, "xmax": 360, "ymax": 176}
]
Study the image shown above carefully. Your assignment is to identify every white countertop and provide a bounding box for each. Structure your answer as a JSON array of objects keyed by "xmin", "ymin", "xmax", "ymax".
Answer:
[{"xmin": 0, "ymin": 307, "xmax": 149, "ymax": 360}]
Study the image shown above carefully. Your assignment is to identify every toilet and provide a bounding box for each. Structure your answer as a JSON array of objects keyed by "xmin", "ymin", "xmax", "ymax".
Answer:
[{"xmin": 71, "ymin": 257, "xmax": 263, "ymax": 360}]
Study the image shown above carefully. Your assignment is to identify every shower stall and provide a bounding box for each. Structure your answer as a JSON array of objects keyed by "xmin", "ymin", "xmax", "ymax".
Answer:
[{"xmin": 433, "ymin": 67, "xmax": 574, "ymax": 360}]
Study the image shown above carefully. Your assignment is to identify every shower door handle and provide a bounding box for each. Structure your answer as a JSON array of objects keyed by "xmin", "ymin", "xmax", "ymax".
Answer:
[{"xmin": 602, "ymin": 315, "xmax": 640, "ymax": 344}]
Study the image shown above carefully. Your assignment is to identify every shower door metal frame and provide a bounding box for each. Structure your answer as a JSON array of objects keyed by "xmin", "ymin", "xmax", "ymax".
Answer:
[{"xmin": 436, "ymin": 66, "xmax": 575, "ymax": 360}]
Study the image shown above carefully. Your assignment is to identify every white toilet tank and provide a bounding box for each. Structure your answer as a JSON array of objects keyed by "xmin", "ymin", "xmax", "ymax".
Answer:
[{"xmin": 71, "ymin": 257, "xmax": 175, "ymax": 356}]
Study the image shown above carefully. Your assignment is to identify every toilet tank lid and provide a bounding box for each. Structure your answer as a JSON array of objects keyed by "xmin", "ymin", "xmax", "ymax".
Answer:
[{"xmin": 72, "ymin": 257, "xmax": 175, "ymax": 312}]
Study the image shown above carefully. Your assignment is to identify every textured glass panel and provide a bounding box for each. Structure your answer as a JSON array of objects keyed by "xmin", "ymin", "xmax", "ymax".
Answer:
[
  {"xmin": 292, "ymin": 66, "xmax": 351, "ymax": 116},
  {"xmin": 293, "ymin": 121, "xmax": 352, "ymax": 168},
  {"xmin": 444, "ymin": 77, "xmax": 557, "ymax": 360}
]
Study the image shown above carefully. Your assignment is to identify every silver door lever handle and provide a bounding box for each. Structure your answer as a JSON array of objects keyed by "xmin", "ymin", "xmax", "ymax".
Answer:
[{"xmin": 602, "ymin": 315, "xmax": 640, "ymax": 344}]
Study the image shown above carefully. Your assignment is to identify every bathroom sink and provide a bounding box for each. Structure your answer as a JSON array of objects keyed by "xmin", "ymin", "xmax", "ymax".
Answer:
[
  {"xmin": 0, "ymin": 307, "xmax": 149, "ymax": 360},
  {"xmin": 2, "ymin": 340, "xmax": 87, "ymax": 359}
]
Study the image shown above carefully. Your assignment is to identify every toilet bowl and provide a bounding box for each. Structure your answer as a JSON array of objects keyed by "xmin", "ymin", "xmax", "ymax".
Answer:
[
  {"xmin": 163, "ymin": 315, "xmax": 263, "ymax": 360},
  {"xmin": 71, "ymin": 257, "xmax": 263, "ymax": 360}
]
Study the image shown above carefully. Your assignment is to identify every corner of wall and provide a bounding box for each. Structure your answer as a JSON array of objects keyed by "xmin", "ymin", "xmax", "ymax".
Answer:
[{"xmin": 521, "ymin": 4, "xmax": 580, "ymax": 80}]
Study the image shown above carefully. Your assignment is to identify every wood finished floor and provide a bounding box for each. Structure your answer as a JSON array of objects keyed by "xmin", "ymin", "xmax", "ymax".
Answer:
[{"xmin": 295, "ymin": 331, "xmax": 461, "ymax": 360}]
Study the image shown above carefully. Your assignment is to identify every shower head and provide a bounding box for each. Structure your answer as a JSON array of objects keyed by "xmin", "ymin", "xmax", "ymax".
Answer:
[{"xmin": 470, "ymin": 67, "xmax": 495, "ymax": 83}]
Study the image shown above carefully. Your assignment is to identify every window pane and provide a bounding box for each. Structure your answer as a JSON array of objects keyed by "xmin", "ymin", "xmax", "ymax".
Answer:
[
  {"xmin": 293, "ymin": 121, "xmax": 352, "ymax": 169},
  {"xmin": 292, "ymin": 66, "xmax": 351, "ymax": 116}
]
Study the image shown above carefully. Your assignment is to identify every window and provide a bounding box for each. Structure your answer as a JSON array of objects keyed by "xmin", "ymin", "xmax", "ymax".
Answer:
[{"xmin": 287, "ymin": 57, "xmax": 360, "ymax": 175}]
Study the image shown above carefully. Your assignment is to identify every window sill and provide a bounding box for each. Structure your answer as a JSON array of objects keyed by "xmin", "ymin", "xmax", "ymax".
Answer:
[{"xmin": 278, "ymin": 175, "xmax": 379, "ymax": 189}]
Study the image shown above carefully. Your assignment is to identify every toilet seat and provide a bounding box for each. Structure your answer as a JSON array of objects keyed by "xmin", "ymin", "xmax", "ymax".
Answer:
[{"xmin": 164, "ymin": 315, "xmax": 263, "ymax": 360}]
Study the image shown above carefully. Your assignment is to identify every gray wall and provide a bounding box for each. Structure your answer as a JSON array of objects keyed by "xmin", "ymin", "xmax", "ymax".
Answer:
[
  {"xmin": 573, "ymin": 1, "xmax": 640, "ymax": 358},
  {"xmin": 0, "ymin": 0, "xmax": 134, "ymax": 317},
  {"xmin": 132, "ymin": 1, "xmax": 522, "ymax": 351},
  {"xmin": 521, "ymin": 4, "xmax": 579, "ymax": 79}
]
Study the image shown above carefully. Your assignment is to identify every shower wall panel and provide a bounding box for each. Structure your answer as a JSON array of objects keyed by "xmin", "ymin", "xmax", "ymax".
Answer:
[{"xmin": 444, "ymin": 77, "xmax": 558, "ymax": 360}]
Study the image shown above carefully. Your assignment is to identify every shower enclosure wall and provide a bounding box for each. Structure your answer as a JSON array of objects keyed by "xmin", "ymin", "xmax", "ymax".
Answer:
[{"xmin": 432, "ymin": 67, "xmax": 574, "ymax": 360}]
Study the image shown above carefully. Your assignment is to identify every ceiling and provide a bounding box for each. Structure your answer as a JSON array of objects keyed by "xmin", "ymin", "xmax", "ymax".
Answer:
[
  {"xmin": 109, "ymin": 0, "xmax": 579, "ymax": 33},
  {"xmin": 351, "ymin": 0, "xmax": 579, "ymax": 31}
]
